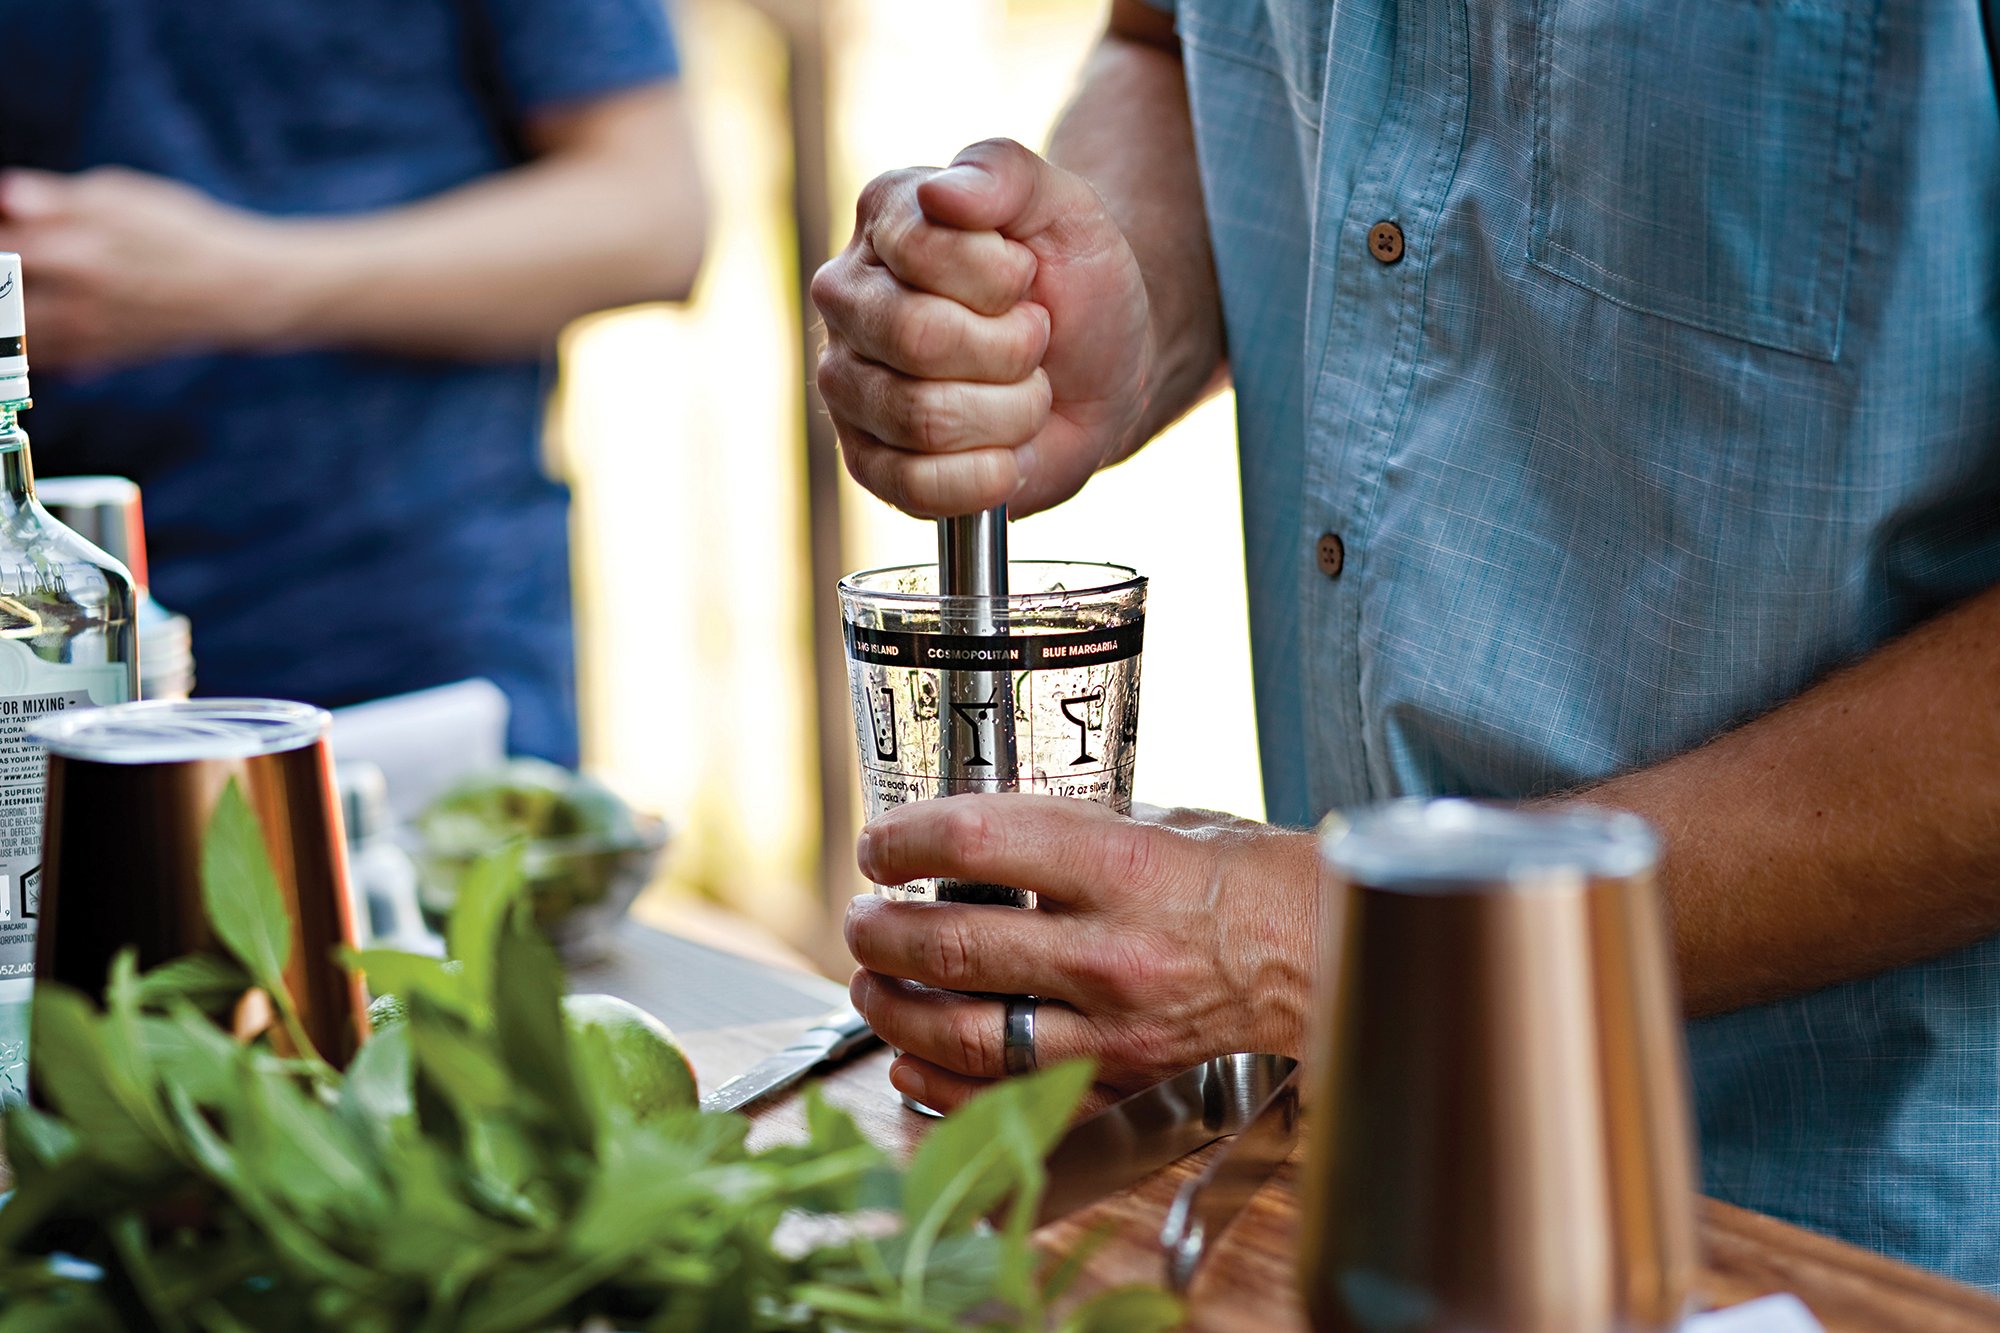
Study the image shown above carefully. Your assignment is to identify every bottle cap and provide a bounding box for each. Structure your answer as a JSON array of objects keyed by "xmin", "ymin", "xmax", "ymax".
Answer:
[{"xmin": 0, "ymin": 252, "xmax": 26, "ymax": 403}]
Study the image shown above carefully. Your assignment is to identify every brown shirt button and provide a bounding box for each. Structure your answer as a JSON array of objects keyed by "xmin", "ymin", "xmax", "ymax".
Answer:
[
  {"xmin": 1368, "ymin": 220, "xmax": 1405, "ymax": 264},
  {"xmin": 1316, "ymin": 531, "xmax": 1346, "ymax": 578}
]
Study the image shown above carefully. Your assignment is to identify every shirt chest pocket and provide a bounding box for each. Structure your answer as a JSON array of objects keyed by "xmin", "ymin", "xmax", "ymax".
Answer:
[{"xmin": 1530, "ymin": 0, "xmax": 1879, "ymax": 361}]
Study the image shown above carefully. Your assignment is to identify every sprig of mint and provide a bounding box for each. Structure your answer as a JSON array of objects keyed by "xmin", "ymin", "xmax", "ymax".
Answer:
[{"xmin": 0, "ymin": 779, "xmax": 1183, "ymax": 1332}]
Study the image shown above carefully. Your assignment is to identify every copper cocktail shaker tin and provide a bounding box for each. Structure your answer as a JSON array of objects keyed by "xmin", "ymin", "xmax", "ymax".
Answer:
[
  {"xmin": 1302, "ymin": 801, "xmax": 1699, "ymax": 1333},
  {"xmin": 32, "ymin": 699, "xmax": 367, "ymax": 1067}
]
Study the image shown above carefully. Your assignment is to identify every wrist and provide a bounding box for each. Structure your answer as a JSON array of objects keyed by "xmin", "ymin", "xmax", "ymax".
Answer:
[
  {"xmin": 1107, "ymin": 314, "xmax": 1162, "ymax": 468},
  {"xmin": 1254, "ymin": 827, "xmax": 1327, "ymax": 1060},
  {"xmin": 1130, "ymin": 268, "xmax": 1224, "ymax": 450},
  {"xmin": 221, "ymin": 216, "xmax": 340, "ymax": 351}
]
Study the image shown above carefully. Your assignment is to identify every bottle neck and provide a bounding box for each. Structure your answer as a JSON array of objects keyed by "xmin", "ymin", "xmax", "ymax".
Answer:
[{"xmin": 0, "ymin": 401, "xmax": 34, "ymax": 505}]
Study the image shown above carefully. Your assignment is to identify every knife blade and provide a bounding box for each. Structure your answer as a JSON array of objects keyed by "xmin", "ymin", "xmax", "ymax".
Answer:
[
  {"xmin": 699, "ymin": 1005, "xmax": 879, "ymax": 1114},
  {"xmin": 1034, "ymin": 1052, "xmax": 1298, "ymax": 1227},
  {"xmin": 1158, "ymin": 1062, "xmax": 1301, "ymax": 1291}
]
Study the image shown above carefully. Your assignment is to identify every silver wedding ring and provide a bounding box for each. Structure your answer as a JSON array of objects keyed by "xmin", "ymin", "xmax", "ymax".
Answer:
[{"xmin": 1002, "ymin": 996, "xmax": 1039, "ymax": 1076}]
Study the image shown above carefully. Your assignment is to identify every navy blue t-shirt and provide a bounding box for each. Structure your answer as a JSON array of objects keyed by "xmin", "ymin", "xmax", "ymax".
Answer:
[{"xmin": 0, "ymin": 0, "xmax": 680, "ymax": 765}]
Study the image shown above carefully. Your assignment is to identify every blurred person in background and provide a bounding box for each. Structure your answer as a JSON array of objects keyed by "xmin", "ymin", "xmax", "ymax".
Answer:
[
  {"xmin": 0, "ymin": 0, "xmax": 706, "ymax": 765},
  {"xmin": 816, "ymin": 0, "xmax": 2000, "ymax": 1284}
]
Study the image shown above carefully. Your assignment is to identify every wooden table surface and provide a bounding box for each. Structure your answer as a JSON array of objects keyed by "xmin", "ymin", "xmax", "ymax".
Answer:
[{"xmin": 649, "ymin": 936, "xmax": 2000, "ymax": 1333}]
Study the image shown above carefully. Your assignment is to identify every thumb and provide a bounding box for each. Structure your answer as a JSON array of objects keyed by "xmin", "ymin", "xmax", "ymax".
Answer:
[
  {"xmin": 916, "ymin": 138, "xmax": 1100, "ymax": 243},
  {"xmin": 0, "ymin": 170, "xmax": 71, "ymax": 222}
]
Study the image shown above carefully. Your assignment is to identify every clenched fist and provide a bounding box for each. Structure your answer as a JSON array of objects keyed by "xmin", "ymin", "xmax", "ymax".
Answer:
[{"xmin": 811, "ymin": 138, "xmax": 1153, "ymax": 519}]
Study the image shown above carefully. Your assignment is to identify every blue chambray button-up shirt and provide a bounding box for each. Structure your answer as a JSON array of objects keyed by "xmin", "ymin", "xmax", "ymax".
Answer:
[{"xmin": 1152, "ymin": 0, "xmax": 2000, "ymax": 1285}]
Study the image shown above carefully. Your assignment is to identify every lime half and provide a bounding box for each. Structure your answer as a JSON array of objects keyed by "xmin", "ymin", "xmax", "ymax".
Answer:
[{"xmin": 562, "ymin": 992, "xmax": 699, "ymax": 1118}]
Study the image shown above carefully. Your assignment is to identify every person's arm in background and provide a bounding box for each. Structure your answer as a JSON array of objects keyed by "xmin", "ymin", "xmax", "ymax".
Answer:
[
  {"xmin": 811, "ymin": 0, "xmax": 1221, "ymax": 518},
  {"xmin": 0, "ymin": 80, "xmax": 707, "ymax": 366}
]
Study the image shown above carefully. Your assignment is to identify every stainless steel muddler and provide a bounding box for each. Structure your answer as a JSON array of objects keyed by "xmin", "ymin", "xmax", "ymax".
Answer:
[{"xmin": 935, "ymin": 508, "xmax": 1025, "ymax": 906}]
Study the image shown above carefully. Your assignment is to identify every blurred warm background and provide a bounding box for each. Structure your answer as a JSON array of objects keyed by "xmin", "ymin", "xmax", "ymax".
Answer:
[{"xmin": 560, "ymin": 0, "xmax": 1260, "ymax": 962}]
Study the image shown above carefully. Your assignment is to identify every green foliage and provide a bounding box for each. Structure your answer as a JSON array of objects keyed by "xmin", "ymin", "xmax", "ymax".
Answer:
[
  {"xmin": 198, "ymin": 780, "xmax": 293, "ymax": 996},
  {"xmin": 0, "ymin": 779, "xmax": 1180, "ymax": 1331}
]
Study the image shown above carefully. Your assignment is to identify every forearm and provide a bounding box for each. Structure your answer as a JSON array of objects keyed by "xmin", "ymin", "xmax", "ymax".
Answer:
[
  {"xmin": 1584, "ymin": 582, "xmax": 2000, "ymax": 1016},
  {"xmin": 251, "ymin": 84, "xmax": 705, "ymax": 360},
  {"xmin": 1047, "ymin": 2, "xmax": 1224, "ymax": 453}
]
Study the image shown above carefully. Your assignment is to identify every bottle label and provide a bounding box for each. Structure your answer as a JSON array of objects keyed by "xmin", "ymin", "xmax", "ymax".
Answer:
[
  {"xmin": 0, "ymin": 679, "xmax": 125, "ymax": 974},
  {"xmin": 0, "ymin": 666, "xmax": 126, "ymax": 1101}
]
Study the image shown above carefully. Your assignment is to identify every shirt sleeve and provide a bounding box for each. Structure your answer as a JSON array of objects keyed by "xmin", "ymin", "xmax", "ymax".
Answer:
[
  {"xmin": 1985, "ymin": 0, "xmax": 1998, "ymax": 116},
  {"xmin": 474, "ymin": 0, "xmax": 680, "ymax": 115}
]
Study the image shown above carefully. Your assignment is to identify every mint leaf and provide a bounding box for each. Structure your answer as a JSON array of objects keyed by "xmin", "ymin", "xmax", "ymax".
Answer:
[
  {"xmin": 134, "ymin": 952, "xmax": 250, "ymax": 1011},
  {"xmin": 2, "ymin": 1100, "xmax": 77, "ymax": 1171},
  {"xmin": 103, "ymin": 1210, "xmax": 181, "ymax": 1332},
  {"xmin": 445, "ymin": 844, "xmax": 526, "ymax": 1006},
  {"xmin": 236, "ymin": 1058, "xmax": 386, "ymax": 1231},
  {"xmin": 138, "ymin": 1004, "xmax": 247, "ymax": 1107},
  {"xmin": 1058, "ymin": 1285, "xmax": 1186, "ymax": 1333},
  {"xmin": 903, "ymin": 1059, "xmax": 1094, "ymax": 1235},
  {"xmin": 0, "ymin": 805, "xmax": 1182, "ymax": 1332},
  {"xmin": 336, "ymin": 1022, "xmax": 413, "ymax": 1140},
  {"xmin": 894, "ymin": 1061, "xmax": 1095, "ymax": 1320},
  {"xmin": 28, "ymin": 983, "xmax": 172, "ymax": 1175},
  {"xmin": 160, "ymin": 1083, "xmax": 384, "ymax": 1295},
  {"xmin": 344, "ymin": 949, "xmax": 472, "ymax": 1020},
  {"xmin": 200, "ymin": 779, "xmax": 293, "ymax": 992},
  {"xmin": 406, "ymin": 999, "xmax": 513, "ymax": 1112},
  {"xmin": 490, "ymin": 918, "xmax": 592, "ymax": 1149}
]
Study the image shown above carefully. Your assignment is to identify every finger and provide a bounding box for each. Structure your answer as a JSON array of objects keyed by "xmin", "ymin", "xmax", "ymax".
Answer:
[
  {"xmin": 858, "ymin": 794, "xmax": 1169, "ymax": 910},
  {"xmin": 889, "ymin": 1054, "xmax": 994, "ymax": 1116},
  {"xmin": 816, "ymin": 342, "xmax": 1051, "ymax": 453},
  {"xmin": 849, "ymin": 165, "xmax": 933, "ymax": 242},
  {"xmin": 0, "ymin": 169, "xmax": 71, "ymax": 221},
  {"xmin": 846, "ymin": 164, "xmax": 1039, "ymax": 315},
  {"xmin": 835, "ymin": 423, "xmax": 1035, "ymax": 518},
  {"xmin": 817, "ymin": 265, "xmax": 1048, "ymax": 382},
  {"xmin": 0, "ymin": 222, "xmax": 95, "ymax": 281},
  {"xmin": 870, "ymin": 209, "xmax": 1036, "ymax": 317},
  {"xmin": 845, "ymin": 895, "xmax": 1089, "ymax": 1000},
  {"xmin": 889, "ymin": 1053, "xmax": 1122, "ymax": 1118},
  {"xmin": 915, "ymin": 138, "xmax": 1105, "ymax": 244},
  {"xmin": 852, "ymin": 971, "xmax": 1100, "ymax": 1082}
]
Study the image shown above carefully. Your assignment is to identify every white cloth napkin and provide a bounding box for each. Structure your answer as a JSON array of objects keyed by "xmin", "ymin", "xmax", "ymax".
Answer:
[{"xmin": 329, "ymin": 678, "xmax": 510, "ymax": 821}]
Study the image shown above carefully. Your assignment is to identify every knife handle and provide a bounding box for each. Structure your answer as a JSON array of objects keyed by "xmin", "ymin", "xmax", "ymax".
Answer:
[{"xmin": 812, "ymin": 1007, "xmax": 879, "ymax": 1063}]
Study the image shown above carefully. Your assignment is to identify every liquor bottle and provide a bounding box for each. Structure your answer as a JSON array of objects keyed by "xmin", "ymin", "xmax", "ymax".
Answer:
[
  {"xmin": 40, "ymin": 474, "xmax": 196, "ymax": 700},
  {"xmin": 0, "ymin": 253, "xmax": 139, "ymax": 1100}
]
